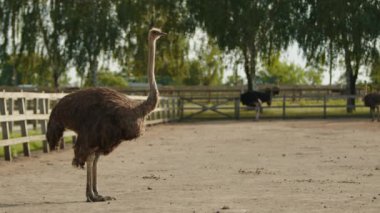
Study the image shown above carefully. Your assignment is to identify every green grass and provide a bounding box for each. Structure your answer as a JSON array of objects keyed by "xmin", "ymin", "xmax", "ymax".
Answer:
[
  {"xmin": 0, "ymin": 141, "xmax": 44, "ymax": 158},
  {"xmin": 182, "ymin": 107, "xmax": 369, "ymax": 120},
  {"xmin": 0, "ymin": 129, "xmax": 74, "ymax": 158}
]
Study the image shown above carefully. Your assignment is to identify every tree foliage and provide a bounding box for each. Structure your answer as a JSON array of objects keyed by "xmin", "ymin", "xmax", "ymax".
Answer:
[
  {"xmin": 116, "ymin": 0, "xmax": 196, "ymax": 86},
  {"xmin": 188, "ymin": 0, "xmax": 294, "ymax": 91},
  {"xmin": 258, "ymin": 54, "xmax": 322, "ymax": 85},
  {"xmin": 96, "ymin": 68, "xmax": 128, "ymax": 88},
  {"xmin": 294, "ymin": 0, "xmax": 380, "ymax": 111},
  {"xmin": 183, "ymin": 38, "xmax": 224, "ymax": 86},
  {"xmin": 0, "ymin": 0, "xmax": 379, "ymax": 96}
]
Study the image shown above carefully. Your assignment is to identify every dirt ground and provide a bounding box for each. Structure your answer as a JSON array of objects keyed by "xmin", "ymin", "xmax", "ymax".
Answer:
[{"xmin": 1, "ymin": 120, "xmax": 380, "ymax": 213}]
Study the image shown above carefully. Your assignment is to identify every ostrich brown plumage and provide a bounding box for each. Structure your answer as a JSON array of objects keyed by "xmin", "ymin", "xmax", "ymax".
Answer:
[
  {"xmin": 363, "ymin": 93, "xmax": 380, "ymax": 121},
  {"xmin": 46, "ymin": 28, "xmax": 166, "ymax": 202}
]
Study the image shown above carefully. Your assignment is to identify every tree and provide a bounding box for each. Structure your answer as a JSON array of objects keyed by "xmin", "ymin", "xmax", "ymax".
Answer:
[
  {"xmin": 0, "ymin": 0, "xmax": 41, "ymax": 86},
  {"xmin": 370, "ymin": 57, "xmax": 380, "ymax": 85},
  {"xmin": 1, "ymin": 0, "xmax": 198, "ymax": 88},
  {"xmin": 96, "ymin": 68, "xmax": 128, "ymax": 88},
  {"xmin": 0, "ymin": 0, "xmax": 71, "ymax": 88},
  {"xmin": 116, "ymin": 0, "xmax": 195, "ymax": 86},
  {"xmin": 63, "ymin": 0, "xmax": 120, "ymax": 87},
  {"xmin": 38, "ymin": 0, "xmax": 70, "ymax": 89},
  {"xmin": 1, "ymin": 53, "xmax": 51, "ymax": 86},
  {"xmin": 258, "ymin": 54, "xmax": 322, "ymax": 85},
  {"xmin": 295, "ymin": 0, "xmax": 380, "ymax": 112},
  {"xmin": 183, "ymin": 37, "xmax": 225, "ymax": 86},
  {"xmin": 183, "ymin": 61, "xmax": 201, "ymax": 85},
  {"xmin": 188, "ymin": 0, "xmax": 294, "ymax": 91}
]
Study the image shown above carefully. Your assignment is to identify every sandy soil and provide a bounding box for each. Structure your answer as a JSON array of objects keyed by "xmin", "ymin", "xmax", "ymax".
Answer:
[{"xmin": 1, "ymin": 120, "xmax": 380, "ymax": 213}]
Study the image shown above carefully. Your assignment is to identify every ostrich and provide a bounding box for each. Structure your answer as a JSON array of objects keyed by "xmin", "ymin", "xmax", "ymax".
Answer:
[
  {"xmin": 240, "ymin": 87, "xmax": 279, "ymax": 120},
  {"xmin": 363, "ymin": 93, "xmax": 380, "ymax": 121},
  {"xmin": 46, "ymin": 28, "xmax": 166, "ymax": 202}
]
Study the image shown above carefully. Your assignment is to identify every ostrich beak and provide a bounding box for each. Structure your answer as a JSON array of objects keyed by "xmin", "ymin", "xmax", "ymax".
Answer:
[{"xmin": 159, "ymin": 31, "xmax": 167, "ymax": 37}]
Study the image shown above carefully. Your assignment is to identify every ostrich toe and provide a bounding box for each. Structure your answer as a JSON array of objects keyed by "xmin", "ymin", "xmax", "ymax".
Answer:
[{"xmin": 87, "ymin": 194, "xmax": 116, "ymax": 202}]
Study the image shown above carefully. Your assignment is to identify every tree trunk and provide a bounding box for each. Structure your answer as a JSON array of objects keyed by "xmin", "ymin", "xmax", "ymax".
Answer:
[
  {"xmin": 244, "ymin": 63, "xmax": 253, "ymax": 92},
  {"xmin": 53, "ymin": 66, "xmax": 59, "ymax": 90},
  {"xmin": 243, "ymin": 48, "xmax": 253, "ymax": 91},
  {"xmin": 249, "ymin": 44, "xmax": 257, "ymax": 91},
  {"xmin": 344, "ymin": 47, "xmax": 356, "ymax": 113},
  {"xmin": 53, "ymin": 75, "xmax": 59, "ymax": 90},
  {"xmin": 12, "ymin": 66, "xmax": 17, "ymax": 86},
  {"xmin": 242, "ymin": 44, "xmax": 257, "ymax": 92},
  {"xmin": 345, "ymin": 74, "xmax": 356, "ymax": 113},
  {"xmin": 88, "ymin": 58, "xmax": 98, "ymax": 87},
  {"xmin": 328, "ymin": 40, "xmax": 333, "ymax": 86}
]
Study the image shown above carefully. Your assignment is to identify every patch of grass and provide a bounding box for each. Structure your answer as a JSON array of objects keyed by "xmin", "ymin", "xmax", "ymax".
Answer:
[
  {"xmin": 0, "ymin": 141, "xmax": 45, "ymax": 158},
  {"xmin": 181, "ymin": 100, "xmax": 369, "ymax": 120},
  {"xmin": 0, "ymin": 129, "xmax": 74, "ymax": 158}
]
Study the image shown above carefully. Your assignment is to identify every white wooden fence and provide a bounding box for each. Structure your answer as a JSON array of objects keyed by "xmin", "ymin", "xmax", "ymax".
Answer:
[{"xmin": 0, "ymin": 91, "xmax": 180, "ymax": 161}]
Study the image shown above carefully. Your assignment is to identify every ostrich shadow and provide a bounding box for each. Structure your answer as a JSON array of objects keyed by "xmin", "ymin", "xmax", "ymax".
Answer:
[{"xmin": 0, "ymin": 200, "xmax": 84, "ymax": 208}]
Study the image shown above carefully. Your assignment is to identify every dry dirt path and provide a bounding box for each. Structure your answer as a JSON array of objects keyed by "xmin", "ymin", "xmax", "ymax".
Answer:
[{"xmin": 1, "ymin": 120, "xmax": 380, "ymax": 213}]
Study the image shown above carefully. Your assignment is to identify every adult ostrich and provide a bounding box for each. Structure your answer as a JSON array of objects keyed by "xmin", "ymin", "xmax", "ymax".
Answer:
[
  {"xmin": 46, "ymin": 28, "xmax": 166, "ymax": 202},
  {"xmin": 363, "ymin": 93, "xmax": 380, "ymax": 121},
  {"xmin": 240, "ymin": 87, "xmax": 279, "ymax": 120}
]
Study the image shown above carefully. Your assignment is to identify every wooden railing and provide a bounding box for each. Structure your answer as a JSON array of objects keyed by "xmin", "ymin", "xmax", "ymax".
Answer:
[
  {"xmin": 179, "ymin": 95, "xmax": 369, "ymax": 120},
  {"xmin": 0, "ymin": 91, "xmax": 180, "ymax": 161}
]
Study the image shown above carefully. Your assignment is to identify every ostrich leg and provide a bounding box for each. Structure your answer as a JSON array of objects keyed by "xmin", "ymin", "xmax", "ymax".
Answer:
[
  {"xmin": 86, "ymin": 153, "xmax": 115, "ymax": 202},
  {"xmin": 92, "ymin": 153, "xmax": 100, "ymax": 197},
  {"xmin": 86, "ymin": 153, "xmax": 97, "ymax": 202},
  {"xmin": 370, "ymin": 107, "xmax": 375, "ymax": 122},
  {"xmin": 255, "ymin": 99, "xmax": 262, "ymax": 120},
  {"xmin": 92, "ymin": 153, "xmax": 115, "ymax": 201}
]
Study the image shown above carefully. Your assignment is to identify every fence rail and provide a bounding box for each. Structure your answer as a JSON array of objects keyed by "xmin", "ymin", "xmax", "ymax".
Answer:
[
  {"xmin": 0, "ymin": 91, "xmax": 180, "ymax": 161},
  {"xmin": 179, "ymin": 94, "xmax": 369, "ymax": 120}
]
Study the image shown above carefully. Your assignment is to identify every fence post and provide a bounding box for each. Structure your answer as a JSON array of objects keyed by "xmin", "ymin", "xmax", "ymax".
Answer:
[
  {"xmin": 162, "ymin": 99, "xmax": 166, "ymax": 122},
  {"xmin": 159, "ymin": 99, "xmax": 163, "ymax": 120},
  {"xmin": 33, "ymin": 98, "xmax": 39, "ymax": 130},
  {"xmin": 17, "ymin": 97, "xmax": 31, "ymax": 157},
  {"xmin": 234, "ymin": 97, "xmax": 240, "ymax": 120},
  {"xmin": 164, "ymin": 99, "xmax": 168, "ymax": 121},
  {"xmin": 8, "ymin": 98, "xmax": 14, "ymax": 132},
  {"xmin": 39, "ymin": 98, "xmax": 49, "ymax": 153},
  {"xmin": 156, "ymin": 100, "xmax": 160, "ymax": 121},
  {"xmin": 323, "ymin": 96, "xmax": 327, "ymax": 119},
  {"xmin": 166, "ymin": 99, "xmax": 170, "ymax": 122},
  {"xmin": 179, "ymin": 98, "xmax": 184, "ymax": 120},
  {"xmin": 0, "ymin": 98, "xmax": 12, "ymax": 161},
  {"xmin": 171, "ymin": 98, "xmax": 176, "ymax": 121},
  {"xmin": 282, "ymin": 95, "xmax": 286, "ymax": 119}
]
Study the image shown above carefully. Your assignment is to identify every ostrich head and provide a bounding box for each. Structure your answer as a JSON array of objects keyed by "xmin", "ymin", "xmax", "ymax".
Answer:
[{"xmin": 149, "ymin": 28, "xmax": 167, "ymax": 41}]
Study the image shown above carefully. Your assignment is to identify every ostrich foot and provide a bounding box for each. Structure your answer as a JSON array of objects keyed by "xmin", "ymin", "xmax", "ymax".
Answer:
[
  {"xmin": 87, "ymin": 194, "xmax": 116, "ymax": 202},
  {"xmin": 87, "ymin": 195, "xmax": 116, "ymax": 202}
]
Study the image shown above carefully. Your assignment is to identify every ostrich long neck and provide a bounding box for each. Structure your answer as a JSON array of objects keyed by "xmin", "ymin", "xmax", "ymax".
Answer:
[{"xmin": 140, "ymin": 38, "xmax": 159, "ymax": 116}]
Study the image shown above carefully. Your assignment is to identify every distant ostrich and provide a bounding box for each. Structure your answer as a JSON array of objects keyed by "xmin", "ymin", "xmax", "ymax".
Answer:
[
  {"xmin": 46, "ymin": 28, "xmax": 166, "ymax": 202},
  {"xmin": 363, "ymin": 93, "xmax": 380, "ymax": 122},
  {"xmin": 240, "ymin": 87, "xmax": 279, "ymax": 120}
]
